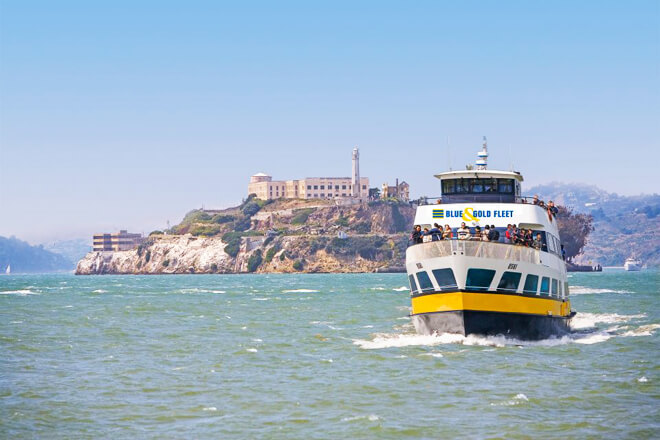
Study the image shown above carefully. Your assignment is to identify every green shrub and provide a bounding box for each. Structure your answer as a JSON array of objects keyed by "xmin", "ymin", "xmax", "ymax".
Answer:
[
  {"xmin": 189, "ymin": 224, "xmax": 223, "ymax": 236},
  {"xmin": 265, "ymin": 244, "xmax": 281, "ymax": 263},
  {"xmin": 242, "ymin": 201, "xmax": 261, "ymax": 217},
  {"xmin": 292, "ymin": 260, "xmax": 304, "ymax": 271},
  {"xmin": 224, "ymin": 239, "xmax": 241, "ymax": 257},
  {"xmin": 279, "ymin": 252, "xmax": 286, "ymax": 261},
  {"xmin": 291, "ymin": 208, "xmax": 316, "ymax": 225},
  {"xmin": 145, "ymin": 250, "xmax": 151, "ymax": 262},
  {"xmin": 162, "ymin": 259, "xmax": 170, "ymax": 267},
  {"xmin": 210, "ymin": 263, "xmax": 218, "ymax": 272},
  {"xmin": 149, "ymin": 230, "xmax": 163, "ymax": 236},
  {"xmin": 247, "ymin": 250, "xmax": 263, "ymax": 272},
  {"xmin": 352, "ymin": 222, "xmax": 371, "ymax": 234},
  {"xmin": 212, "ymin": 214, "xmax": 234, "ymax": 224},
  {"xmin": 234, "ymin": 216, "xmax": 252, "ymax": 232},
  {"xmin": 335, "ymin": 216, "xmax": 349, "ymax": 227},
  {"xmin": 181, "ymin": 210, "xmax": 212, "ymax": 224}
]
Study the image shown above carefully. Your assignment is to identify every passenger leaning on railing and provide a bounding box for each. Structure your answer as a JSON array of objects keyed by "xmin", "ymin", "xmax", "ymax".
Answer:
[
  {"xmin": 443, "ymin": 224, "xmax": 453, "ymax": 240},
  {"xmin": 457, "ymin": 222, "xmax": 471, "ymax": 240},
  {"xmin": 411, "ymin": 225, "xmax": 423, "ymax": 244},
  {"xmin": 428, "ymin": 223, "xmax": 442, "ymax": 241}
]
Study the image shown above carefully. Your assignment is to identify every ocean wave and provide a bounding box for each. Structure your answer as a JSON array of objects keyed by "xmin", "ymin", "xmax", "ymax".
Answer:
[
  {"xmin": 570, "ymin": 286, "xmax": 634, "ymax": 295},
  {"xmin": 92, "ymin": 289, "xmax": 107, "ymax": 293},
  {"xmin": 177, "ymin": 288, "xmax": 226, "ymax": 294},
  {"xmin": 0, "ymin": 289, "xmax": 39, "ymax": 296},
  {"xmin": 370, "ymin": 287, "xmax": 386, "ymax": 291},
  {"xmin": 491, "ymin": 393, "xmax": 529, "ymax": 406},
  {"xmin": 620, "ymin": 324, "xmax": 660, "ymax": 337},
  {"xmin": 392, "ymin": 286, "xmax": 409, "ymax": 292},
  {"xmin": 282, "ymin": 289, "xmax": 319, "ymax": 293},
  {"xmin": 341, "ymin": 414, "xmax": 380, "ymax": 422}
]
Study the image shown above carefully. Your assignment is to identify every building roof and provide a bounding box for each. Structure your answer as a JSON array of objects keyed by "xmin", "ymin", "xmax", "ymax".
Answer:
[
  {"xmin": 252, "ymin": 172, "xmax": 271, "ymax": 177},
  {"xmin": 433, "ymin": 169, "xmax": 524, "ymax": 182}
]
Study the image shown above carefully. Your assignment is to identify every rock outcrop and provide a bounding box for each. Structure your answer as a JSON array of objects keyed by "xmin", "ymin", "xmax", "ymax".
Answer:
[{"xmin": 76, "ymin": 200, "xmax": 414, "ymax": 275}]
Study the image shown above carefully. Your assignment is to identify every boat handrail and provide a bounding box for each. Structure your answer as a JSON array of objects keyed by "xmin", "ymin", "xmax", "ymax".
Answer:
[{"xmin": 406, "ymin": 239, "xmax": 547, "ymax": 265}]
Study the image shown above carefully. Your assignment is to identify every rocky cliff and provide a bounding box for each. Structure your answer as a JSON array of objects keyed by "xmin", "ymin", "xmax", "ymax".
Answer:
[{"xmin": 76, "ymin": 199, "xmax": 414, "ymax": 275}]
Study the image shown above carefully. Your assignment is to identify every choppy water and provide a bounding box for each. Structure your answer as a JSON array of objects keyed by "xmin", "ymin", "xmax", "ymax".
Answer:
[{"xmin": 1, "ymin": 270, "xmax": 658, "ymax": 438}]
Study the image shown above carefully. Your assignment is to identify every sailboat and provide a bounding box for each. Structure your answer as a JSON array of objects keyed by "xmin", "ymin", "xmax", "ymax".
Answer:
[{"xmin": 5, "ymin": 264, "xmax": 10, "ymax": 275}]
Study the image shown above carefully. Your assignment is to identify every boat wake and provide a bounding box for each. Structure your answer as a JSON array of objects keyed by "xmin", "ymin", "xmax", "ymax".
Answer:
[
  {"xmin": 570, "ymin": 286, "xmax": 634, "ymax": 295},
  {"xmin": 353, "ymin": 312, "xmax": 656, "ymax": 349}
]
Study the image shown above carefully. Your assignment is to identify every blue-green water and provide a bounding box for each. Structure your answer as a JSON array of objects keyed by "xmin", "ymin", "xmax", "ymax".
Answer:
[{"xmin": 1, "ymin": 271, "xmax": 658, "ymax": 439}]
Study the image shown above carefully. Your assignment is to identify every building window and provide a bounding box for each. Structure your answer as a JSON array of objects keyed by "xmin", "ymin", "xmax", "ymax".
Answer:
[
  {"xmin": 342, "ymin": 185, "xmax": 346, "ymax": 189},
  {"xmin": 416, "ymin": 272, "xmax": 434, "ymax": 293},
  {"xmin": 497, "ymin": 271, "xmax": 522, "ymax": 293},
  {"xmin": 466, "ymin": 269, "xmax": 496, "ymax": 291},
  {"xmin": 540, "ymin": 277, "xmax": 550, "ymax": 295},
  {"xmin": 342, "ymin": 193, "xmax": 346, "ymax": 197},
  {"xmin": 320, "ymin": 185, "xmax": 325, "ymax": 190},
  {"xmin": 313, "ymin": 185, "xmax": 318, "ymax": 190},
  {"xmin": 408, "ymin": 275, "xmax": 418, "ymax": 294},
  {"xmin": 362, "ymin": 185, "xmax": 366, "ymax": 190},
  {"xmin": 307, "ymin": 185, "xmax": 311, "ymax": 190},
  {"xmin": 320, "ymin": 193, "xmax": 325, "ymax": 197},
  {"xmin": 431, "ymin": 268, "xmax": 457, "ymax": 291},
  {"xmin": 335, "ymin": 185, "xmax": 339, "ymax": 190},
  {"xmin": 523, "ymin": 274, "xmax": 539, "ymax": 295}
]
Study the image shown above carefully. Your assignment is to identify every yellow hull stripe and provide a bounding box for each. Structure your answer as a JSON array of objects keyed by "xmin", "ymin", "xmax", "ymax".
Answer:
[{"xmin": 411, "ymin": 292, "xmax": 571, "ymax": 317}]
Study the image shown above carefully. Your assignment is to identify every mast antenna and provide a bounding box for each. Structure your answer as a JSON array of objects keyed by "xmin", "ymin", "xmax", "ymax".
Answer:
[{"xmin": 475, "ymin": 136, "xmax": 488, "ymax": 170}]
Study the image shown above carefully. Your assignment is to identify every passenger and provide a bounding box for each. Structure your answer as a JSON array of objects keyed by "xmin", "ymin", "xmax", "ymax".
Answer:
[
  {"xmin": 482, "ymin": 225, "xmax": 490, "ymax": 241},
  {"xmin": 532, "ymin": 195, "xmax": 540, "ymax": 205},
  {"xmin": 504, "ymin": 224, "xmax": 513, "ymax": 244},
  {"xmin": 525, "ymin": 229, "xmax": 534, "ymax": 247},
  {"xmin": 436, "ymin": 199, "xmax": 443, "ymax": 204},
  {"xmin": 532, "ymin": 233, "xmax": 543, "ymax": 250},
  {"xmin": 513, "ymin": 225, "xmax": 524, "ymax": 245},
  {"xmin": 457, "ymin": 222, "xmax": 471, "ymax": 240},
  {"xmin": 474, "ymin": 225, "xmax": 482, "ymax": 241},
  {"xmin": 412, "ymin": 225, "xmax": 423, "ymax": 244},
  {"xmin": 422, "ymin": 227, "xmax": 431, "ymax": 243},
  {"xmin": 538, "ymin": 200, "xmax": 546, "ymax": 208},
  {"xmin": 521, "ymin": 198, "xmax": 528, "ymax": 204},
  {"xmin": 548, "ymin": 201, "xmax": 559, "ymax": 216},
  {"xmin": 429, "ymin": 223, "xmax": 442, "ymax": 241},
  {"xmin": 443, "ymin": 224, "xmax": 453, "ymax": 240},
  {"xmin": 561, "ymin": 244, "xmax": 566, "ymax": 260},
  {"xmin": 490, "ymin": 225, "xmax": 500, "ymax": 242}
]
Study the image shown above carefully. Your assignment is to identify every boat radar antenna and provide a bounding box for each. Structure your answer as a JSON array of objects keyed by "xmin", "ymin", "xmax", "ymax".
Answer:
[{"xmin": 476, "ymin": 136, "xmax": 488, "ymax": 170}]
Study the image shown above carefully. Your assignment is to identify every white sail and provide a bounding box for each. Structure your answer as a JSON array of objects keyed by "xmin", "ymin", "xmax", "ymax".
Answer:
[{"xmin": 5, "ymin": 264, "xmax": 10, "ymax": 274}]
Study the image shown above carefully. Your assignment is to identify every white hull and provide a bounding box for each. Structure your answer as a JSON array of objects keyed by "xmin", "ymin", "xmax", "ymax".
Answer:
[{"xmin": 624, "ymin": 261, "xmax": 641, "ymax": 271}]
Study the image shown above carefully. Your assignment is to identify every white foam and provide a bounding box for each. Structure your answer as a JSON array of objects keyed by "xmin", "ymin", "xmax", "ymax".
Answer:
[
  {"xmin": 246, "ymin": 348, "xmax": 258, "ymax": 353},
  {"xmin": 92, "ymin": 289, "xmax": 107, "ymax": 293},
  {"xmin": 282, "ymin": 289, "xmax": 319, "ymax": 293},
  {"xmin": 620, "ymin": 324, "xmax": 660, "ymax": 337},
  {"xmin": 492, "ymin": 393, "xmax": 529, "ymax": 406},
  {"xmin": 570, "ymin": 286, "xmax": 633, "ymax": 295},
  {"xmin": 0, "ymin": 289, "xmax": 39, "ymax": 296},
  {"xmin": 392, "ymin": 286, "xmax": 409, "ymax": 292},
  {"xmin": 252, "ymin": 298, "xmax": 269, "ymax": 301},
  {"xmin": 370, "ymin": 287, "xmax": 386, "ymax": 291},
  {"xmin": 202, "ymin": 407, "xmax": 217, "ymax": 411},
  {"xmin": 342, "ymin": 414, "xmax": 380, "ymax": 422},
  {"xmin": 421, "ymin": 352, "xmax": 444, "ymax": 358},
  {"xmin": 638, "ymin": 377, "xmax": 648, "ymax": 383},
  {"xmin": 570, "ymin": 312, "xmax": 646, "ymax": 330}
]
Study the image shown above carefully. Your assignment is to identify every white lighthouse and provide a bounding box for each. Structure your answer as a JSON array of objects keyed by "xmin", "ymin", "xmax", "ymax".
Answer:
[{"xmin": 352, "ymin": 147, "xmax": 360, "ymax": 198}]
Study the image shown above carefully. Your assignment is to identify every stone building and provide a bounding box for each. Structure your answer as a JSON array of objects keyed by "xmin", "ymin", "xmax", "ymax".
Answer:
[
  {"xmin": 93, "ymin": 230, "xmax": 145, "ymax": 252},
  {"xmin": 381, "ymin": 179, "xmax": 410, "ymax": 202}
]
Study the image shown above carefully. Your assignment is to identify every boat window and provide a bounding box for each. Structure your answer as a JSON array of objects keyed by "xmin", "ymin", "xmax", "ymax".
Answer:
[
  {"xmin": 456, "ymin": 179, "xmax": 470, "ymax": 193},
  {"xmin": 498, "ymin": 179, "xmax": 514, "ymax": 193},
  {"xmin": 466, "ymin": 269, "xmax": 496, "ymax": 291},
  {"xmin": 547, "ymin": 234, "xmax": 557, "ymax": 254},
  {"xmin": 416, "ymin": 271, "xmax": 435, "ymax": 293},
  {"xmin": 564, "ymin": 282, "xmax": 569, "ymax": 297},
  {"xmin": 442, "ymin": 180, "xmax": 456, "ymax": 194},
  {"xmin": 540, "ymin": 277, "xmax": 550, "ymax": 295},
  {"xmin": 523, "ymin": 274, "xmax": 539, "ymax": 295},
  {"xmin": 408, "ymin": 275, "xmax": 418, "ymax": 294},
  {"xmin": 497, "ymin": 271, "xmax": 521, "ymax": 293},
  {"xmin": 431, "ymin": 268, "xmax": 458, "ymax": 291},
  {"xmin": 551, "ymin": 279, "xmax": 558, "ymax": 297},
  {"xmin": 470, "ymin": 179, "xmax": 484, "ymax": 193}
]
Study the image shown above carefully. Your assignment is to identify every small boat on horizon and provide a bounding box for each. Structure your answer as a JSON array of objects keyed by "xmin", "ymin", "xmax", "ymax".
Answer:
[{"xmin": 624, "ymin": 256, "xmax": 642, "ymax": 271}]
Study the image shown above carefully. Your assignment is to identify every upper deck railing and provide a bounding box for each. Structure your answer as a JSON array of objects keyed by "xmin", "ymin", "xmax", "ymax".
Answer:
[
  {"xmin": 406, "ymin": 239, "xmax": 552, "ymax": 265},
  {"xmin": 414, "ymin": 195, "xmax": 549, "ymax": 206}
]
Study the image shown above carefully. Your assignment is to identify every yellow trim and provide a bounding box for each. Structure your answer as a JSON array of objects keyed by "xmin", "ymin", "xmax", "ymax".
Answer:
[{"xmin": 411, "ymin": 291, "xmax": 571, "ymax": 317}]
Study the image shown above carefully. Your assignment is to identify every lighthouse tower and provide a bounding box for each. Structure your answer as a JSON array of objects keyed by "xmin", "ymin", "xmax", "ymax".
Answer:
[{"xmin": 352, "ymin": 147, "xmax": 360, "ymax": 198}]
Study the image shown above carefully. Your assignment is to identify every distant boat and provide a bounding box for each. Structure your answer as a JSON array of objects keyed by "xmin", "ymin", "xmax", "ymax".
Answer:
[
  {"xmin": 624, "ymin": 256, "xmax": 642, "ymax": 271},
  {"xmin": 5, "ymin": 264, "xmax": 10, "ymax": 274}
]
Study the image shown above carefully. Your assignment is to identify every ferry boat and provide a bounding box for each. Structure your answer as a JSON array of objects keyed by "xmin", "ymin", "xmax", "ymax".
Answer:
[
  {"xmin": 405, "ymin": 138, "xmax": 574, "ymax": 340},
  {"xmin": 624, "ymin": 256, "xmax": 642, "ymax": 271}
]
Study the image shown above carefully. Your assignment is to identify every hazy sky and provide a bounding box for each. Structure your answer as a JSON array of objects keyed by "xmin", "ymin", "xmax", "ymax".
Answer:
[{"xmin": 1, "ymin": 1, "xmax": 658, "ymax": 243}]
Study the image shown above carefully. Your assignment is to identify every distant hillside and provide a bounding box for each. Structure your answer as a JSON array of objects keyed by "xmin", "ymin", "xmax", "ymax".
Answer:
[
  {"xmin": 527, "ymin": 183, "xmax": 660, "ymax": 267},
  {"xmin": 0, "ymin": 236, "xmax": 74, "ymax": 273},
  {"xmin": 43, "ymin": 238, "xmax": 91, "ymax": 264}
]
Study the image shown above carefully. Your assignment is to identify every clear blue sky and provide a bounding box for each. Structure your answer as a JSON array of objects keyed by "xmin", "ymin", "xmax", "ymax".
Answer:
[{"xmin": 1, "ymin": 0, "xmax": 658, "ymax": 243}]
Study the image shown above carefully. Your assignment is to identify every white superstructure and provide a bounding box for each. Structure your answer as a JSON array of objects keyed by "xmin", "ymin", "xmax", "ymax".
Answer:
[{"xmin": 624, "ymin": 257, "xmax": 642, "ymax": 271}]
